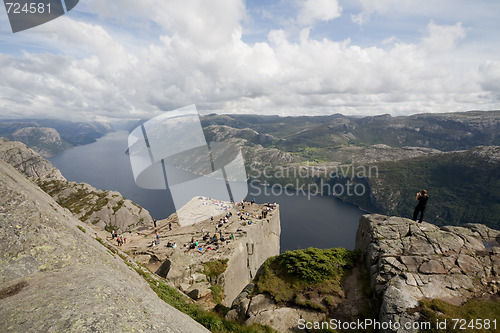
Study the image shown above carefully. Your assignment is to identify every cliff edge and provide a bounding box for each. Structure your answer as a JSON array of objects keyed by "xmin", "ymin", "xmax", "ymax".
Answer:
[{"xmin": 357, "ymin": 214, "xmax": 500, "ymax": 332}]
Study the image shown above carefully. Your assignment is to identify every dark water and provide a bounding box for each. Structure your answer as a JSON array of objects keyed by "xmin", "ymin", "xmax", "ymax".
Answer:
[{"xmin": 50, "ymin": 131, "xmax": 365, "ymax": 252}]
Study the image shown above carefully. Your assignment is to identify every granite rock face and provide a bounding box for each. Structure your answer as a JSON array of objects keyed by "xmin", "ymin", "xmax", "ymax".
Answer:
[
  {"xmin": 12, "ymin": 126, "xmax": 69, "ymax": 157},
  {"xmin": 356, "ymin": 214, "xmax": 500, "ymax": 332},
  {"xmin": 0, "ymin": 158, "xmax": 209, "ymax": 333},
  {"xmin": 0, "ymin": 138, "xmax": 65, "ymax": 180},
  {"xmin": 38, "ymin": 179, "xmax": 153, "ymax": 233},
  {"xmin": 228, "ymin": 292, "xmax": 323, "ymax": 333},
  {"xmin": 0, "ymin": 139, "xmax": 151, "ymax": 233}
]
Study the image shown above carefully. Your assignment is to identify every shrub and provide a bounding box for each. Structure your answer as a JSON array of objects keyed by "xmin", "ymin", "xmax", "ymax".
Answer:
[
  {"xmin": 278, "ymin": 247, "xmax": 357, "ymax": 283},
  {"xmin": 203, "ymin": 259, "xmax": 229, "ymax": 277}
]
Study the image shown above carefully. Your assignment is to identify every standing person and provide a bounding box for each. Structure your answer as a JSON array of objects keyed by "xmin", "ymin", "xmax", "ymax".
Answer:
[
  {"xmin": 153, "ymin": 218, "xmax": 157, "ymax": 228},
  {"xmin": 169, "ymin": 222, "xmax": 172, "ymax": 231},
  {"xmin": 413, "ymin": 190, "xmax": 429, "ymax": 223}
]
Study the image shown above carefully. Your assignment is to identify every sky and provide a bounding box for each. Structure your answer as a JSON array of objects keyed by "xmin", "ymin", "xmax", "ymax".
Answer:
[{"xmin": 0, "ymin": 0, "xmax": 499, "ymax": 121}]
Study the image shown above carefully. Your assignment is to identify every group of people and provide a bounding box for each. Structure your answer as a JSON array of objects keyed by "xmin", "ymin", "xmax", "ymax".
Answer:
[
  {"xmin": 184, "ymin": 230, "xmax": 235, "ymax": 253},
  {"xmin": 111, "ymin": 230, "xmax": 126, "ymax": 246},
  {"xmin": 146, "ymin": 198, "xmax": 275, "ymax": 253}
]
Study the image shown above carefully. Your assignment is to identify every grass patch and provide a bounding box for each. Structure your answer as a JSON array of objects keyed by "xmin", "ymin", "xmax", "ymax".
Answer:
[
  {"xmin": 419, "ymin": 297, "xmax": 500, "ymax": 333},
  {"xmin": 203, "ymin": 259, "xmax": 229, "ymax": 278},
  {"xmin": 112, "ymin": 200, "xmax": 125, "ymax": 213},
  {"xmin": 38, "ymin": 180, "xmax": 112, "ymax": 223},
  {"xmin": 254, "ymin": 248, "xmax": 358, "ymax": 312},
  {"xmin": 210, "ymin": 284, "xmax": 224, "ymax": 304},
  {"xmin": 123, "ymin": 263, "xmax": 275, "ymax": 332},
  {"xmin": 278, "ymin": 247, "xmax": 358, "ymax": 283},
  {"xmin": 104, "ymin": 224, "xmax": 116, "ymax": 233},
  {"xmin": 147, "ymin": 274, "xmax": 276, "ymax": 332},
  {"xmin": 77, "ymin": 225, "xmax": 86, "ymax": 233}
]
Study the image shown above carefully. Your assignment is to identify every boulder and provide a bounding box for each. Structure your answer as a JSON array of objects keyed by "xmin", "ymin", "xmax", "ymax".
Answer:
[{"xmin": 186, "ymin": 282, "xmax": 212, "ymax": 300}]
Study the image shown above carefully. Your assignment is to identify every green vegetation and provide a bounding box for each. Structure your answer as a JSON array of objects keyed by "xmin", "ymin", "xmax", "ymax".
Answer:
[
  {"xmin": 112, "ymin": 200, "xmax": 125, "ymax": 213},
  {"xmin": 151, "ymin": 280, "xmax": 276, "ymax": 332},
  {"xmin": 419, "ymin": 297, "xmax": 500, "ymax": 333},
  {"xmin": 38, "ymin": 180, "xmax": 111, "ymax": 222},
  {"xmin": 76, "ymin": 225, "xmax": 86, "ymax": 233},
  {"xmin": 279, "ymin": 248, "xmax": 358, "ymax": 283},
  {"xmin": 127, "ymin": 264, "xmax": 276, "ymax": 333},
  {"xmin": 254, "ymin": 248, "xmax": 359, "ymax": 312},
  {"xmin": 368, "ymin": 149, "xmax": 500, "ymax": 228},
  {"xmin": 203, "ymin": 259, "xmax": 229, "ymax": 278},
  {"xmin": 210, "ymin": 284, "xmax": 224, "ymax": 304},
  {"xmin": 104, "ymin": 224, "xmax": 116, "ymax": 233}
]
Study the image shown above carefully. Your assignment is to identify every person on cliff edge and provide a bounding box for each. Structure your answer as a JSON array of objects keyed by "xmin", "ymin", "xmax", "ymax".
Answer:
[{"xmin": 413, "ymin": 189, "xmax": 428, "ymax": 223}]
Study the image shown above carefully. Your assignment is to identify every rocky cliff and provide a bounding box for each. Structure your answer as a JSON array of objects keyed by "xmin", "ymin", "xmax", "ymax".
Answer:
[
  {"xmin": 356, "ymin": 214, "xmax": 500, "ymax": 332},
  {"xmin": 223, "ymin": 204, "xmax": 281, "ymax": 305},
  {"xmin": 0, "ymin": 137, "xmax": 65, "ymax": 180},
  {"xmin": 0, "ymin": 158, "xmax": 209, "ymax": 332},
  {"xmin": 12, "ymin": 126, "xmax": 71, "ymax": 157},
  {"xmin": 0, "ymin": 139, "xmax": 152, "ymax": 233},
  {"xmin": 121, "ymin": 197, "xmax": 281, "ymax": 308},
  {"xmin": 38, "ymin": 179, "xmax": 153, "ymax": 233}
]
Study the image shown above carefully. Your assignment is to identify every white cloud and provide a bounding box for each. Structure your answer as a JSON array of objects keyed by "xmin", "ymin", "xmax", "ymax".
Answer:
[
  {"xmin": 86, "ymin": 0, "xmax": 245, "ymax": 48},
  {"xmin": 421, "ymin": 21, "xmax": 466, "ymax": 53},
  {"xmin": 479, "ymin": 61, "xmax": 500, "ymax": 99},
  {"xmin": 351, "ymin": 0, "xmax": 407, "ymax": 25},
  {"xmin": 297, "ymin": 0, "xmax": 342, "ymax": 26},
  {"xmin": 0, "ymin": 1, "xmax": 499, "ymax": 120}
]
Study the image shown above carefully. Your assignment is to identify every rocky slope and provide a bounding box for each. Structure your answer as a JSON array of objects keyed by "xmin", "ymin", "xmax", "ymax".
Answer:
[
  {"xmin": 12, "ymin": 126, "xmax": 71, "ymax": 157},
  {"xmin": 38, "ymin": 179, "xmax": 153, "ymax": 233},
  {"xmin": 357, "ymin": 214, "xmax": 500, "ymax": 332},
  {"xmin": 0, "ymin": 138, "xmax": 65, "ymax": 180},
  {"xmin": 0, "ymin": 158, "xmax": 209, "ymax": 333},
  {"xmin": 0, "ymin": 139, "xmax": 152, "ymax": 233},
  {"xmin": 224, "ymin": 214, "xmax": 500, "ymax": 333}
]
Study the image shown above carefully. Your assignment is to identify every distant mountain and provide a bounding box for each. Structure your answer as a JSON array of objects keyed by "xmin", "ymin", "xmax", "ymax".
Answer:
[
  {"xmin": 201, "ymin": 110, "xmax": 500, "ymax": 157},
  {"xmin": 0, "ymin": 119, "xmax": 113, "ymax": 156},
  {"xmin": 12, "ymin": 127, "xmax": 71, "ymax": 157},
  {"xmin": 199, "ymin": 110, "xmax": 500, "ymax": 229},
  {"xmin": 330, "ymin": 146, "xmax": 500, "ymax": 229},
  {"xmin": 350, "ymin": 110, "xmax": 500, "ymax": 150}
]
